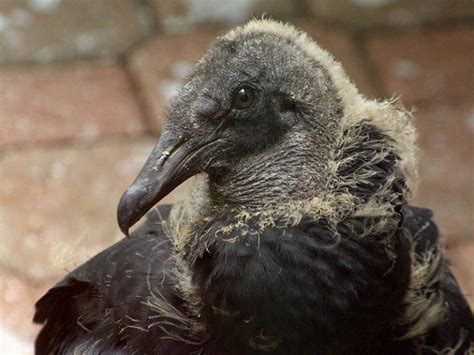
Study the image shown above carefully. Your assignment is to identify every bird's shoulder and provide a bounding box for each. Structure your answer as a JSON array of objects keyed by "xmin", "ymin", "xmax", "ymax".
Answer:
[
  {"xmin": 401, "ymin": 206, "xmax": 473, "ymax": 352},
  {"xmin": 403, "ymin": 206, "xmax": 438, "ymax": 256},
  {"xmin": 34, "ymin": 204, "xmax": 201, "ymax": 355},
  {"xmin": 36, "ymin": 204, "xmax": 173, "ymax": 304}
]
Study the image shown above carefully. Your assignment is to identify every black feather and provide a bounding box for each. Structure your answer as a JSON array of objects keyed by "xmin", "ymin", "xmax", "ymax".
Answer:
[
  {"xmin": 34, "ymin": 205, "xmax": 200, "ymax": 355},
  {"xmin": 34, "ymin": 203, "xmax": 472, "ymax": 354}
]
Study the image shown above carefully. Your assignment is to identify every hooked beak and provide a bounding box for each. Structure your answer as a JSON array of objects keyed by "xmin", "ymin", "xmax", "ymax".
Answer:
[{"xmin": 117, "ymin": 128, "xmax": 223, "ymax": 236}]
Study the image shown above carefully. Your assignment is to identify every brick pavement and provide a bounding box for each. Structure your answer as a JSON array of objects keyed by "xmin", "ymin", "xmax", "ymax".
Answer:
[
  {"xmin": 0, "ymin": 10, "xmax": 472, "ymax": 351},
  {"xmin": 0, "ymin": 60, "xmax": 145, "ymax": 146}
]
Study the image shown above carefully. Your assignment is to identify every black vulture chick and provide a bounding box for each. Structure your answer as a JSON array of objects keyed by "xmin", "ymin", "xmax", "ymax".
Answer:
[{"xmin": 34, "ymin": 20, "xmax": 473, "ymax": 354}]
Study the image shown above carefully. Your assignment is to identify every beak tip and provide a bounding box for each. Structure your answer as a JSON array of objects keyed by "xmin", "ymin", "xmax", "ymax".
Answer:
[
  {"xmin": 116, "ymin": 133, "xmax": 196, "ymax": 237},
  {"xmin": 117, "ymin": 211, "xmax": 131, "ymax": 237},
  {"xmin": 122, "ymin": 227, "xmax": 131, "ymax": 238},
  {"xmin": 117, "ymin": 189, "xmax": 136, "ymax": 237}
]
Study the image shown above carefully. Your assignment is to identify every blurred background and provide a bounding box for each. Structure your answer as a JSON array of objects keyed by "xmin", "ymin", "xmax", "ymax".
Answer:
[{"xmin": 0, "ymin": 0, "xmax": 473, "ymax": 353}]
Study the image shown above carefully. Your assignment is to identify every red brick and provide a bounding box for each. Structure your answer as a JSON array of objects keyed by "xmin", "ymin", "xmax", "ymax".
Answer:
[
  {"xmin": 0, "ymin": 139, "xmax": 201, "ymax": 283},
  {"xmin": 0, "ymin": 61, "xmax": 145, "ymax": 147},
  {"xmin": 129, "ymin": 31, "xmax": 221, "ymax": 133},
  {"xmin": 446, "ymin": 240, "xmax": 474, "ymax": 308},
  {"xmin": 413, "ymin": 99, "xmax": 474, "ymax": 242},
  {"xmin": 368, "ymin": 28, "xmax": 474, "ymax": 104}
]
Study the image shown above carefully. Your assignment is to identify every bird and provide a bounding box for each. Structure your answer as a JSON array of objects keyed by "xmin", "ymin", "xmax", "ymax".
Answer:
[{"xmin": 34, "ymin": 20, "xmax": 473, "ymax": 354}]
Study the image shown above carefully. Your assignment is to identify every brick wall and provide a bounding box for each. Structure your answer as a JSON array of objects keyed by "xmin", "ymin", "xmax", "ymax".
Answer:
[{"xmin": 0, "ymin": 1, "xmax": 472, "ymax": 351}]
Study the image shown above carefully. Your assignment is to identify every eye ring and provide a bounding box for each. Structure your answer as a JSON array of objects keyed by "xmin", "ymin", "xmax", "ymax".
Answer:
[{"xmin": 232, "ymin": 85, "xmax": 256, "ymax": 110}]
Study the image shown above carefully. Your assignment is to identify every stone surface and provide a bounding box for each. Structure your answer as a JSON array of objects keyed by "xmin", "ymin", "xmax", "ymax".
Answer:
[
  {"xmin": 0, "ymin": 268, "xmax": 45, "ymax": 344},
  {"xmin": 151, "ymin": 0, "xmax": 246, "ymax": 33},
  {"xmin": 152, "ymin": 0, "xmax": 303, "ymax": 33},
  {"xmin": 0, "ymin": 61, "xmax": 145, "ymax": 147},
  {"xmin": 304, "ymin": 0, "xmax": 474, "ymax": 29},
  {"xmin": 0, "ymin": 0, "xmax": 155, "ymax": 64},
  {"xmin": 368, "ymin": 28, "xmax": 474, "ymax": 105},
  {"xmin": 129, "ymin": 31, "xmax": 221, "ymax": 133},
  {"xmin": 446, "ymin": 240, "xmax": 474, "ymax": 308},
  {"xmin": 413, "ymin": 99, "xmax": 474, "ymax": 242},
  {"xmin": 0, "ymin": 139, "xmax": 202, "ymax": 283},
  {"xmin": 129, "ymin": 26, "xmax": 375, "ymax": 134}
]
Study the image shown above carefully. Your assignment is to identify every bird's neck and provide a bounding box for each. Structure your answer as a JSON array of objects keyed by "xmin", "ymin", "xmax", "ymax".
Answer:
[{"xmin": 208, "ymin": 139, "xmax": 330, "ymax": 209}]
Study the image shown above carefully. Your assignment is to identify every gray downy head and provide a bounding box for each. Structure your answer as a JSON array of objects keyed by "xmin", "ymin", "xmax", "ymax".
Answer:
[{"xmin": 117, "ymin": 20, "xmax": 418, "ymax": 235}]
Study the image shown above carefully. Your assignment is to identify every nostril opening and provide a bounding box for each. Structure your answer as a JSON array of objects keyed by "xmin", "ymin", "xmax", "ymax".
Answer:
[{"xmin": 195, "ymin": 95, "xmax": 221, "ymax": 120}]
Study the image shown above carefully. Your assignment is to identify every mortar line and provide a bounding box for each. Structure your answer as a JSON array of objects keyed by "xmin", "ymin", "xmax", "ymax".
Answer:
[
  {"xmin": 0, "ymin": 132, "xmax": 155, "ymax": 155},
  {"xmin": 350, "ymin": 31, "xmax": 386, "ymax": 98},
  {"xmin": 118, "ymin": 55, "xmax": 161, "ymax": 137}
]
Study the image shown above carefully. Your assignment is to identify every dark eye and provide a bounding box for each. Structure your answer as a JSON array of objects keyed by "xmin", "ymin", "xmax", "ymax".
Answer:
[{"xmin": 232, "ymin": 86, "xmax": 255, "ymax": 110}]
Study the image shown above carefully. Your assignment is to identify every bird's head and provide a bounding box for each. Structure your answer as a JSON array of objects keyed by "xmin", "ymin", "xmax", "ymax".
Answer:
[{"xmin": 118, "ymin": 20, "xmax": 418, "ymax": 236}]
